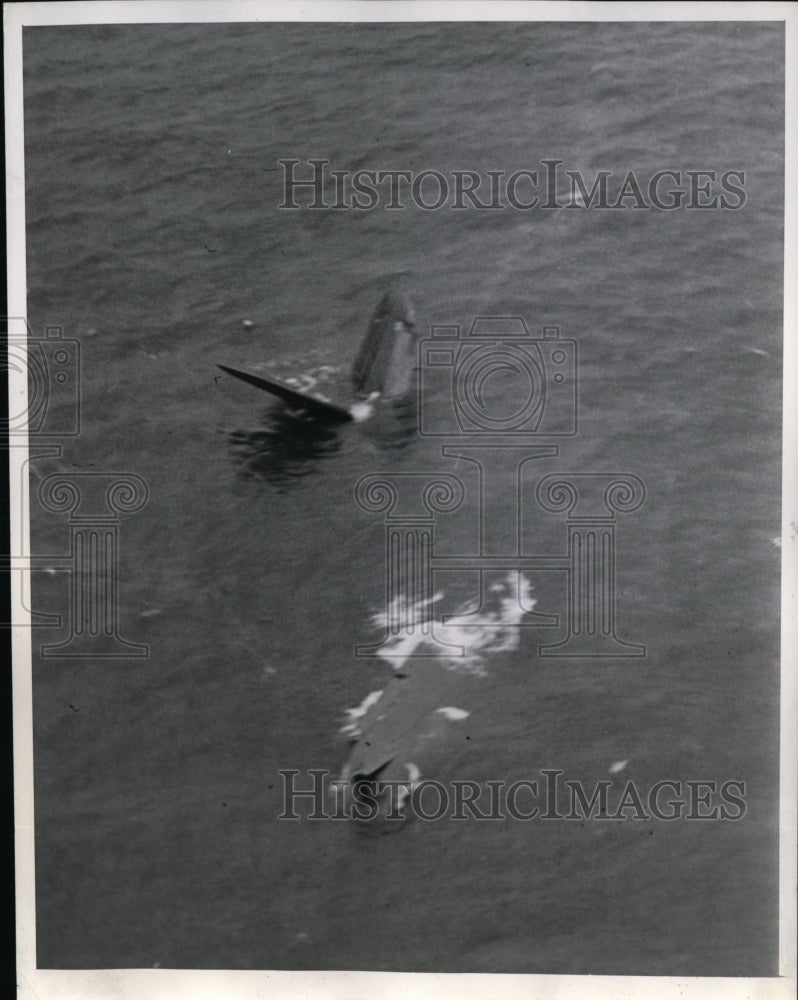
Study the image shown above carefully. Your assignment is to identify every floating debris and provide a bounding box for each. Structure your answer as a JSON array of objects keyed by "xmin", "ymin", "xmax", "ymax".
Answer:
[
  {"xmin": 436, "ymin": 706, "xmax": 470, "ymax": 721},
  {"xmin": 336, "ymin": 575, "xmax": 531, "ymax": 828}
]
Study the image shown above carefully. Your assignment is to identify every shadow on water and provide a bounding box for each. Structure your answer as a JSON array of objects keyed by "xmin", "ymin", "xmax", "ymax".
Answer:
[
  {"xmin": 229, "ymin": 393, "xmax": 421, "ymax": 490},
  {"xmin": 227, "ymin": 405, "xmax": 344, "ymax": 491}
]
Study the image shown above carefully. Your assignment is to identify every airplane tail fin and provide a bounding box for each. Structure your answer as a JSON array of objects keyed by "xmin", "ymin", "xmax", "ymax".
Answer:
[{"xmin": 352, "ymin": 288, "xmax": 418, "ymax": 399}]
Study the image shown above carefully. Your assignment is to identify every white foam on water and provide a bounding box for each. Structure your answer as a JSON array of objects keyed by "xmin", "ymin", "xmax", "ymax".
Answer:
[
  {"xmin": 284, "ymin": 373, "xmax": 318, "ymax": 391},
  {"xmin": 278, "ymin": 364, "xmax": 342, "ymax": 392},
  {"xmin": 339, "ymin": 689, "xmax": 384, "ymax": 739},
  {"xmin": 406, "ymin": 762, "xmax": 421, "ymax": 784},
  {"xmin": 349, "ymin": 400, "xmax": 375, "ymax": 422},
  {"xmin": 436, "ymin": 707, "xmax": 470, "ymax": 721},
  {"xmin": 367, "ymin": 572, "xmax": 536, "ymax": 676}
]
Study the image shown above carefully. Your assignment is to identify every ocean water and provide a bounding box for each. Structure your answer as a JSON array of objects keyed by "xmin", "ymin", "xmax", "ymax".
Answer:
[{"xmin": 23, "ymin": 21, "xmax": 783, "ymax": 974}]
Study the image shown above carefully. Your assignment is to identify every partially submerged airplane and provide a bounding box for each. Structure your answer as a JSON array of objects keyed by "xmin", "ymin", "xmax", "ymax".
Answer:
[{"xmin": 218, "ymin": 288, "xmax": 419, "ymax": 422}]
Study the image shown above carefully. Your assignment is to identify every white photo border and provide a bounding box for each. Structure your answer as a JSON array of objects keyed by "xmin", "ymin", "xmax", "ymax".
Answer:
[{"xmin": 5, "ymin": 2, "xmax": 796, "ymax": 998}]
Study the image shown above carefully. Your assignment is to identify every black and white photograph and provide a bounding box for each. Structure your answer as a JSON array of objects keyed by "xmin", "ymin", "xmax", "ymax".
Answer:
[{"xmin": 6, "ymin": 2, "xmax": 796, "ymax": 997}]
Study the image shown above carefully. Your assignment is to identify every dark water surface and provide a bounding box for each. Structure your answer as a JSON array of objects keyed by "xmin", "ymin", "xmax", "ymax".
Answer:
[{"xmin": 24, "ymin": 21, "xmax": 783, "ymax": 974}]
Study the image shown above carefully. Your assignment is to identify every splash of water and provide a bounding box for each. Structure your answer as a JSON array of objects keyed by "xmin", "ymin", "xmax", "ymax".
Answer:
[{"xmin": 367, "ymin": 571, "xmax": 536, "ymax": 676}]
